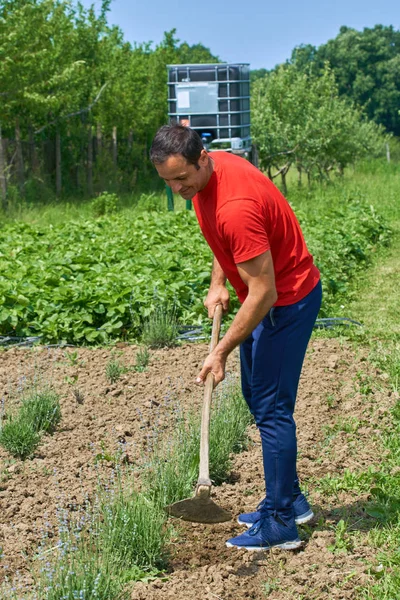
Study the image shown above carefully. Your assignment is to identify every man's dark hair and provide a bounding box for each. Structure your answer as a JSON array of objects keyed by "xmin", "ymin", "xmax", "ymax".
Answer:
[{"xmin": 150, "ymin": 125, "xmax": 203, "ymax": 167}]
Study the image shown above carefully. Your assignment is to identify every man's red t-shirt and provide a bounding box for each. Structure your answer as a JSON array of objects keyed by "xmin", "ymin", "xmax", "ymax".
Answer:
[{"xmin": 192, "ymin": 152, "xmax": 320, "ymax": 306}]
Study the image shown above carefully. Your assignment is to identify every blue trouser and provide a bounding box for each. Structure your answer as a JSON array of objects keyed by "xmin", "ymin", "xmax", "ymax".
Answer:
[{"xmin": 240, "ymin": 281, "xmax": 322, "ymax": 522}]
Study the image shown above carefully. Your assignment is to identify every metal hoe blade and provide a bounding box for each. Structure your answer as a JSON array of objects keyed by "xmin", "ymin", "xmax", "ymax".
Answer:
[{"xmin": 166, "ymin": 485, "xmax": 232, "ymax": 524}]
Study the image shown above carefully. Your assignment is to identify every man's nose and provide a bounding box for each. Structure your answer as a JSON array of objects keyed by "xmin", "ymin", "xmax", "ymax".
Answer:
[{"xmin": 170, "ymin": 181, "xmax": 182, "ymax": 193}]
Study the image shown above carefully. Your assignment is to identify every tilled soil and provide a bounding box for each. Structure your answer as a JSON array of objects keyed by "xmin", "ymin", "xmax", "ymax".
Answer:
[{"xmin": 0, "ymin": 338, "xmax": 396, "ymax": 599}]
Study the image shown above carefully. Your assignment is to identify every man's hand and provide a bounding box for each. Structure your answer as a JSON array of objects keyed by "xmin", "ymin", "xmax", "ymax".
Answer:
[
  {"xmin": 196, "ymin": 350, "xmax": 227, "ymax": 387},
  {"xmin": 204, "ymin": 285, "xmax": 230, "ymax": 318}
]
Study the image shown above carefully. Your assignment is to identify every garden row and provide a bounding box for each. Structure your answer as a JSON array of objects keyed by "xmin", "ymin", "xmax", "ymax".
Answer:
[
  {"xmin": 2, "ymin": 377, "xmax": 252, "ymax": 599},
  {"xmin": 0, "ymin": 184, "xmax": 391, "ymax": 345}
]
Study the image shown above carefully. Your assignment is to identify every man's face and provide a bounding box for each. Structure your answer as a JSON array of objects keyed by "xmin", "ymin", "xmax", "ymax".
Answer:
[{"xmin": 154, "ymin": 150, "xmax": 211, "ymax": 199}]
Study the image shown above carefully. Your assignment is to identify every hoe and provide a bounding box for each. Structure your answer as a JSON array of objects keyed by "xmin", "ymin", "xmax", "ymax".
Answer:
[{"xmin": 166, "ymin": 304, "xmax": 232, "ymax": 524}]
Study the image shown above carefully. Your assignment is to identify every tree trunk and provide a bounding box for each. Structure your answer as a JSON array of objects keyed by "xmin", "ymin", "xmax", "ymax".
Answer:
[
  {"xmin": 15, "ymin": 118, "xmax": 24, "ymax": 194},
  {"xmin": 56, "ymin": 130, "xmax": 62, "ymax": 197},
  {"xmin": 128, "ymin": 129, "xmax": 133, "ymax": 151},
  {"xmin": 112, "ymin": 126, "xmax": 117, "ymax": 167},
  {"xmin": 280, "ymin": 170, "xmax": 288, "ymax": 196},
  {"xmin": 29, "ymin": 126, "xmax": 40, "ymax": 176},
  {"xmin": 87, "ymin": 125, "xmax": 93, "ymax": 197},
  {"xmin": 297, "ymin": 165, "xmax": 302, "ymax": 187},
  {"xmin": 0, "ymin": 124, "xmax": 7, "ymax": 210},
  {"xmin": 96, "ymin": 122, "xmax": 102, "ymax": 154}
]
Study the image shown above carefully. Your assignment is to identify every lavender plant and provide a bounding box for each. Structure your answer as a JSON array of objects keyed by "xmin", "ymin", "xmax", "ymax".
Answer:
[
  {"xmin": 141, "ymin": 305, "xmax": 179, "ymax": 349},
  {"xmin": 0, "ymin": 418, "xmax": 41, "ymax": 460}
]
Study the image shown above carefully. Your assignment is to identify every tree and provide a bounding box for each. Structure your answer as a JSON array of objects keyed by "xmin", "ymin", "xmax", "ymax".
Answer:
[{"xmin": 290, "ymin": 25, "xmax": 400, "ymax": 135}]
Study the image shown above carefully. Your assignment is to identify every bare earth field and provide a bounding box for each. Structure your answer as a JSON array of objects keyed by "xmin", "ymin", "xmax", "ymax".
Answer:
[{"xmin": 0, "ymin": 337, "xmax": 395, "ymax": 599}]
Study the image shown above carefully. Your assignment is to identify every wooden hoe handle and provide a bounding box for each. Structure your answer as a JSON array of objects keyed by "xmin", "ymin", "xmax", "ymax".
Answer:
[{"xmin": 197, "ymin": 304, "xmax": 223, "ymax": 487}]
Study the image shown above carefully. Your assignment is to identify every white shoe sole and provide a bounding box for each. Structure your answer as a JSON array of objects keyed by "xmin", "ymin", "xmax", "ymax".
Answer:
[
  {"xmin": 226, "ymin": 539, "xmax": 302, "ymax": 551},
  {"xmin": 237, "ymin": 509, "xmax": 314, "ymax": 528}
]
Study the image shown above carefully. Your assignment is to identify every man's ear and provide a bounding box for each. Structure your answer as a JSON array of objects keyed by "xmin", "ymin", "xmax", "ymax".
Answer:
[{"xmin": 198, "ymin": 148, "xmax": 209, "ymax": 167}]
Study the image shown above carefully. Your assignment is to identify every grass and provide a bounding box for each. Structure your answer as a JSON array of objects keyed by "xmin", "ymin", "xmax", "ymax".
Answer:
[
  {"xmin": 0, "ymin": 388, "xmax": 61, "ymax": 459},
  {"xmin": 305, "ymin": 160, "xmax": 400, "ymax": 599}
]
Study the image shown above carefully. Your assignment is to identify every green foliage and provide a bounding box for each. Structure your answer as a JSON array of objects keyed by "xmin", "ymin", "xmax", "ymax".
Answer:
[
  {"xmin": 91, "ymin": 192, "xmax": 119, "ymax": 217},
  {"xmin": 0, "ymin": 417, "xmax": 41, "ymax": 460},
  {"xmin": 28, "ymin": 480, "xmax": 167, "ymax": 600},
  {"xmin": 105, "ymin": 356, "xmax": 126, "ymax": 384},
  {"xmin": 0, "ymin": 167, "xmax": 393, "ymax": 344},
  {"xmin": 251, "ymin": 64, "xmax": 387, "ymax": 187},
  {"xmin": 143, "ymin": 378, "xmax": 252, "ymax": 507},
  {"xmin": 0, "ymin": 388, "xmax": 61, "ymax": 459},
  {"xmin": 0, "ymin": 0, "xmax": 220, "ymax": 199},
  {"xmin": 290, "ymin": 25, "xmax": 400, "ymax": 136},
  {"xmin": 135, "ymin": 347, "xmax": 150, "ymax": 372},
  {"xmin": 19, "ymin": 389, "xmax": 61, "ymax": 434},
  {"xmin": 328, "ymin": 519, "xmax": 353, "ymax": 554},
  {"xmin": 141, "ymin": 304, "xmax": 179, "ymax": 349}
]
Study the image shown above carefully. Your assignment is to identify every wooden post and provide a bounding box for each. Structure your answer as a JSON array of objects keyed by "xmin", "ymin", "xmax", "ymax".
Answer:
[
  {"xmin": 0, "ymin": 124, "xmax": 7, "ymax": 209},
  {"xmin": 112, "ymin": 126, "xmax": 117, "ymax": 166},
  {"xmin": 87, "ymin": 125, "xmax": 93, "ymax": 197},
  {"xmin": 15, "ymin": 118, "xmax": 24, "ymax": 194},
  {"xmin": 386, "ymin": 142, "xmax": 391, "ymax": 163},
  {"xmin": 56, "ymin": 130, "xmax": 62, "ymax": 197}
]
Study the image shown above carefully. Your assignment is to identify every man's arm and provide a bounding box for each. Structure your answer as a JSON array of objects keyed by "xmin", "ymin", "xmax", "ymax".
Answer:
[
  {"xmin": 196, "ymin": 250, "xmax": 277, "ymax": 386},
  {"xmin": 203, "ymin": 256, "xmax": 230, "ymax": 317}
]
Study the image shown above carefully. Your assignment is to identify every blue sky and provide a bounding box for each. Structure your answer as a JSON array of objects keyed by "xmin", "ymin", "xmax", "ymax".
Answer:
[{"xmin": 81, "ymin": 0, "xmax": 400, "ymax": 69}]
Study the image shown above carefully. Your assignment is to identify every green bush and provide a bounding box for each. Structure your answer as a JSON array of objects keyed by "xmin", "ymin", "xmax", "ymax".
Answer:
[
  {"xmin": 91, "ymin": 191, "xmax": 119, "ymax": 217},
  {"xmin": 141, "ymin": 305, "xmax": 179, "ymax": 349},
  {"xmin": 0, "ymin": 418, "xmax": 41, "ymax": 459},
  {"xmin": 20, "ymin": 389, "xmax": 61, "ymax": 434}
]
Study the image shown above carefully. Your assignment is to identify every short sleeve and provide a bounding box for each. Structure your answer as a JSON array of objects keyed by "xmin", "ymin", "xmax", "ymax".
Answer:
[{"xmin": 217, "ymin": 199, "xmax": 270, "ymax": 264}]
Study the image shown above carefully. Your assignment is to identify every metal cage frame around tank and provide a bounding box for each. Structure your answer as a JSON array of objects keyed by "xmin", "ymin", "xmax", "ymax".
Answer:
[{"xmin": 167, "ymin": 63, "xmax": 252, "ymax": 155}]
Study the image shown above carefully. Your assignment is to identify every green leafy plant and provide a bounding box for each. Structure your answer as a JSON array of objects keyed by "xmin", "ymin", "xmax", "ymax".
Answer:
[
  {"xmin": 0, "ymin": 418, "xmax": 41, "ymax": 460},
  {"xmin": 91, "ymin": 192, "xmax": 119, "ymax": 217},
  {"xmin": 64, "ymin": 349, "xmax": 79, "ymax": 366},
  {"xmin": 135, "ymin": 346, "xmax": 150, "ymax": 372},
  {"xmin": 106, "ymin": 356, "xmax": 126, "ymax": 384},
  {"xmin": 141, "ymin": 305, "xmax": 179, "ymax": 349},
  {"xmin": 328, "ymin": 519, "xmax": 353, "ymax": 554},
  {"xmin": 19, "ymin": 389, "xmax": 61, "ymax": 434}
]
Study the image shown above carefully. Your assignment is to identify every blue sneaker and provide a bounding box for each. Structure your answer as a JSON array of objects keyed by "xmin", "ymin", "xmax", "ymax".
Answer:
[
  {"xmin": 237, "ymin": 493, "xmax": 313, "ymax": 528},
  {"xmin": 226, "ymin": 514, "xmax": 302, "ymax": 551}
]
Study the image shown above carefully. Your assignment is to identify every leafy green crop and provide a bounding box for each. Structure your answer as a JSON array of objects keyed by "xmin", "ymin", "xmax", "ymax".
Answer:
[{"xmin": 0, "ymin": 191, "xmax": 391, "ymax": 344}]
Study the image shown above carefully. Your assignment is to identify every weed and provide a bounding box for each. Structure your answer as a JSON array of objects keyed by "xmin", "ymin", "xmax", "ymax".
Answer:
[
  {"xmin": 326, "ymin": 393, "xmax": 336, "ymax": 408},
  {"xmin": 94, "ymin": 440, "xmax": 124, "ymax": 467},
  {"xmin": 0, "ymin": 418, "xmax": 41, "ymax": 459},
  {"xmin": 64, "ymin": 350, "xmax": 79, "ymax": 366},
  {"xmin": 141, "ymin": 305, "xmax": 179, "ymax": 349},
  {"xmin": 106, "ymin": 357, "xmax": 126, "ymax": 384},
  {"xmin": 135, "ymin": 346, "xmax": 150, "ymax": 372},
  {"xmin": 328, "ymin": 519, "xmax": 353, "ymax": 554},
  {"xmin": 264, "ymin": 579, "xmax": 280, "ymax": 596},
  {"xmin": 73, "ymin": 388, "xmax": 85, "ymax": 404}
]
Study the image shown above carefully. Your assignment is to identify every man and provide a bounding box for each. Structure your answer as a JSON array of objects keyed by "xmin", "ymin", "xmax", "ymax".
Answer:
[{"xmin": 150, "ymin": 124, "xmax": 322, "ymax": 551}]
